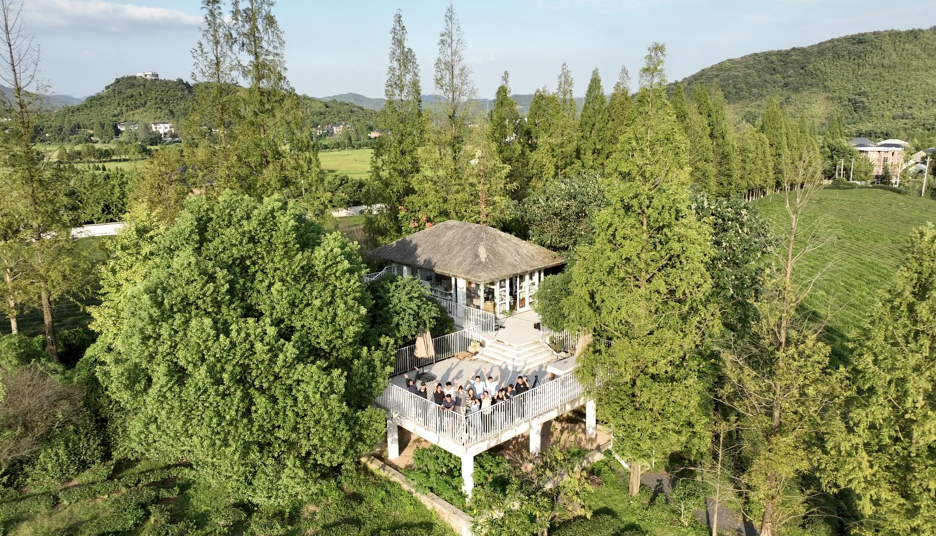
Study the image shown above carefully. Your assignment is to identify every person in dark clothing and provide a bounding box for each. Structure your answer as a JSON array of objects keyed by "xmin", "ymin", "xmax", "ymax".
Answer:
[
  {"xmin": 515, "ymin": 376, "xmax": 529, "ymax": 395},
  {"xmin": 432, "ymin": 383, "xmax": 445, "ymax": 405},
  {"xmin": 405, "ymin": 378, "xmax": 419, "ymax": 396},
  {"xmin": 442, "ymin": 394, "xmax": 455, "ymax": 411},
  {"xmin": 419, "ymin": 382, "xmax": 429, "ymax": 399}
]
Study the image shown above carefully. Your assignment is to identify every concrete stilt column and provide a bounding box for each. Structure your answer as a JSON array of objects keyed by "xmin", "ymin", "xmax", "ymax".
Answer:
[
  {"xmin": 387, "ymin": 419, "xmax": 400, "ymax": 459},
  {"xmin": 530, "ymin": 421, "xmax": 543, "ymax": 454},
  {"xmin": 586, "ymin": 400, "xmax": 597, "ymax": 439},
  {"xmin": 462, "ymin": 454, "xmax": 474, "ymax": 498}
]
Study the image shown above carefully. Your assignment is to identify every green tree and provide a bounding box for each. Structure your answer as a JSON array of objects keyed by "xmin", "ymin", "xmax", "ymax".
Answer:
[
  {"xmin": 578, "ymin": 68, "xmax": 611, "ymax": 172},
  {"xmin": 565, "ymin": 43, "xmax": 718, "ymax": 496},
  {"xmin": 708, "ymin": 88, "xmax": 740, "ymax": 195},
  {"xmin": 471, "ymin": 447, "xmax": 593, "ymax": 536},
  {"xmin": 488, "ymin": 72, "xmax": 528, "ymax": 198},
  {"xmin": 824, "ymin": 224, "xmax": 936, "ymax": 535},
  {"xmin": 90, "ymin": 193, "xmax": 391, "ymax": 506},
  {"xmin": 527, "ymin": 81, "xmax": 579, "ymax": 186},
  {"xmin": 0, "ymin": 0, "xmax": 89, "ymax": 360},
  {"xmin": 432, "ymin": 2, "xmax": 474, "ymax": 164},
  {"xmin": 367, "ymin": 11, "xmax": 424, "ymax": 244},
  {"xmin": 737, "ymin": 125, "xmax": 774, "ymax": 198},
  {"xmin": 718, "ymin": 147, "xmax": 845, "ymax": 536},
  {"xmin": 518, "ymin": 172, "xmax": 603, "ymax": 251},
  {"xmin": 606, "ymin": 66, "xmax": 631, "ymax": 151}
]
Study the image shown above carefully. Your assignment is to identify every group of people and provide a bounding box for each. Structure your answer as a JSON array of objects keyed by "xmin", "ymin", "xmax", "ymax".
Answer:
[{"xmin": 403, "ymin": 367, "xmax": 539, "ymax": 417}]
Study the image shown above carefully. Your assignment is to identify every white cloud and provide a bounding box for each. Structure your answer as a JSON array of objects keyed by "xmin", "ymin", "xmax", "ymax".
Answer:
[
  {"xmin": 469, "ymin": 51, "xmax": 499, "ymax": 64},
  {"xmin": 25, "ymin": 0, "xmax": 200, "ymax": 33}
]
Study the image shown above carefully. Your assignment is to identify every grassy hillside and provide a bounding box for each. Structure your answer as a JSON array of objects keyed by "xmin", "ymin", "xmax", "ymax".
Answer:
[
  {"xmin": 679, "ymin": 28, "xmax": 936, "ymax": 139},
  {"xmin": 757, "ymin": 188, "xmax": 936, "ymax": 359}
]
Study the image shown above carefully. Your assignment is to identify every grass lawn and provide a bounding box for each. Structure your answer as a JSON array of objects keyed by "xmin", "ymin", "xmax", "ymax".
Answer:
[
  {"xmin": 72, "ymin": 160, "xmax": 144, "ymax": 172},
  {"xmin": 757, "ymin": 187, "xmax": 936, "ymax": 361},
  {"xmin": 320, "ymin": 148, "xmax": 372, "ymax": 181},
  {"xmin": 553, "ymin": 461, "xmax": 708, "ymax": 536}
]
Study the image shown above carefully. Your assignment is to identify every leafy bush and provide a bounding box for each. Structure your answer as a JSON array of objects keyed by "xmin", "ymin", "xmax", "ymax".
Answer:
[
  {"xmin": 23, "ymin": 414, "xmax": 105, "ymax": 487},
  {"xmin": 403, "ymin": 446, "xmax": 465, "ymax": 506},
  {"xmin": 0, "ymin": 493, "xmax": 55, "ymax": 522},
  {"xmin": 0, "ymin": 334, "xmax": 49, "ymax": 369}
]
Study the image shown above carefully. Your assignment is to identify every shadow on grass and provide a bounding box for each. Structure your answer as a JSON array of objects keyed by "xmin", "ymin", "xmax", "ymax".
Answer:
[{"xmin": 552, "ymin": 507, "xmax": 649, "ymax": 536}]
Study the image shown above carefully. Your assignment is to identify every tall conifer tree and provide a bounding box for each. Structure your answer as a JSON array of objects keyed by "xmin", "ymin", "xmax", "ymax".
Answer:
[
  {"xmin": 566, "ymin": 43, "xmax": 717, "ymax": 496},
  {"xmin": 488, "ymin": 72, "xmax": 528, "ymax": 198},
  {"xmin": 825, "ymin": 224, "xmax": 936, "ymax": 535},
  {"xmin": 605, "ymin": 65, "xmax": 631, "ymax": 168},
  {"xmin": 367, "ymin": 11, "xmax": 423, "ymax": 243},
  {"xmin": 579, "ymin": 68, "xmax": 611, "ymax": 172}
]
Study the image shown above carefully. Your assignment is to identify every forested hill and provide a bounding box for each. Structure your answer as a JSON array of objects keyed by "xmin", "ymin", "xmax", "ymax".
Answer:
[
  {"xmin": 44, "ymin": 77, "xmax": 380, "ymax": 141},
  {"xmin": 46, "ymin": 76, "xmax": 193, "ymax": 139},
  {"xmin": 678, "ymin": 27, "xmax": 936, "ymax": 139}
]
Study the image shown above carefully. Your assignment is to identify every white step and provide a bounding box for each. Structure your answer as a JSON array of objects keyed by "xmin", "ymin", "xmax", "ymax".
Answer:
[{"xmin": 474, "ymin": 340, "xmax": 558, "ymax": 372}]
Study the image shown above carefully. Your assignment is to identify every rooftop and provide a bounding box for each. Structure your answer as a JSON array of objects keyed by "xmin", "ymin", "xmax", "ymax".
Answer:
[{"xmin": 369, "ymin": 220, "xmax": 565, "ymax": 283}]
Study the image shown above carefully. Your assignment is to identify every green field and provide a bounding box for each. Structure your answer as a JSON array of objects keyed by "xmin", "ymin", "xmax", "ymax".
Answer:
[
  {"xmin": 757, "ymin": 187, "xmax": 936, "ymax": 359},
  {"xmin": 320, "ymin": 148, "xmax": 372, "ymax": 180}
]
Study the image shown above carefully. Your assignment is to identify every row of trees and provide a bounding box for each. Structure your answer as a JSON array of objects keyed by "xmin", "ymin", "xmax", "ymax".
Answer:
[
  {"xmin": 364, "ymin": 7, "xmax": 886, "ymax": 249},
  {"xmin": 529, "ymin": 43, "xmax": 936, "ymax": 536}
]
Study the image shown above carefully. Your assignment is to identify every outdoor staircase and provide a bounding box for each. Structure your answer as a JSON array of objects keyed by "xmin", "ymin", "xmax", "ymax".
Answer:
[{"xmin": 474, "ymin": 339, "xmax": 558, "ymax": 372}]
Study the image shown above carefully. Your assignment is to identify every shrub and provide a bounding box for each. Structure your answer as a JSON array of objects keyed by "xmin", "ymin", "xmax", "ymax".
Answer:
[
  {"xmin": 24, "ymin": 415, "xmax": 105, "ymax": 487},
  {"xmin": 402, "ymin": 446, "xmax": 465, "ymax": 506}
]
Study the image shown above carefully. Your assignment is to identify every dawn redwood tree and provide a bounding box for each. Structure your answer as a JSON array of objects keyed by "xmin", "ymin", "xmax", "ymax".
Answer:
[
  {"xmin": 0, "ymin": 0, "xmax": 89, "ymax": 359},
  {"xmin": 578, "ymin": 68, "xmax": 611, "ymax": 172},
  {"xmin": 89, "ymin": 193, "xmax": 392, "ymax": 505},
  {"xmin": 823, "ymin": 224, "xmax": 936, "ymax": 535},
  {"xmin": 367, "ymin": 10, "xmax": 424, "ymax": 244},
  {"xmin": 718, "ymin": 146, "xmax": 845, "ymax": 536},
  {"xmin": 565, "ymin": 43, "xmax": 718, "ymax": 496},
  {"xmin": 605, "ymin": 65, "xmax": 631, "ymax": 153},
  {"xmin": 488, "ymin": 72, "xmax": 528, "ymax": 198}
]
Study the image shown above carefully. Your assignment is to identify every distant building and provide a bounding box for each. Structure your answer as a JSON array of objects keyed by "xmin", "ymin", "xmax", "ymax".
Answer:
[
  {"xmin": 849, "ymin": 138, "xmax": 906, "ymax": 180},
  {"xmin": 116, "ymin": 122, "xmax": 139, "ymax": 132},
  {"xmin": 136, "ymin": 71, "xmax": 159, "ymax": 81},
  {"xmin": 369, "ymin": 130, "xmax": 381, "ymax": 139},
  {"xmin": 151, "ymin": 122, "xmax": 174, "ymax": 136}
]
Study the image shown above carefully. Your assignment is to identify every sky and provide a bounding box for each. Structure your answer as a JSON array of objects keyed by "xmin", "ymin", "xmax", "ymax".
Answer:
[{"xmin": 21, "ymin": 0, "xmax": 936, "ymax": 99}]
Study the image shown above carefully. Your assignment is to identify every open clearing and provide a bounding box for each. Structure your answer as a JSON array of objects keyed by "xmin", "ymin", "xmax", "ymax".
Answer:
[{"xmin": 319, "ymin": 148, "xmax": 371, "ymax": 180}]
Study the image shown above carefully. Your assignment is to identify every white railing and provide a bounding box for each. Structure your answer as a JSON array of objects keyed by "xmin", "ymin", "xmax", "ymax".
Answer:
[
  {"xmin": 393, "ymin": 327, "xmax": 482, "ymax": 376},
  {"xmin": 377, "ymin": 372, "xmax": 587, "ymax": 448},
  {"xmin": 363, "ymin": 264, "xmax": 401, "ymax": 284},
  {"xmin": 539, "ymin": 327, "xmax": 578, "ymax": 354},
  {"xmin": 376, "ymin": 385, "xmax": 468, "ymax": 445},
  {"xmin": 434, "ymin": 298, "xmax": 497, "ymax": 335}
]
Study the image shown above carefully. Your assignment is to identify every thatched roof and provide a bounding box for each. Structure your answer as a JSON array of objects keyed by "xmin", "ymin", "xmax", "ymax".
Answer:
[{"xmin": 369, "ymin": 220, "xmax": 565, "ymax": 283}]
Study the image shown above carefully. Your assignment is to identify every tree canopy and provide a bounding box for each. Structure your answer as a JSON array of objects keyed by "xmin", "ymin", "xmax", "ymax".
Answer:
[{"xmin": 89, "ymin": 192, "xmax": 392, "ymax": 505}]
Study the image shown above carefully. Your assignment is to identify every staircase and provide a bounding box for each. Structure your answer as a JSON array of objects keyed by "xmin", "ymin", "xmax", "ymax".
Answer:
[{"xmin": 474, "ymin": 339, "xmax": 558, "ymax": 372}]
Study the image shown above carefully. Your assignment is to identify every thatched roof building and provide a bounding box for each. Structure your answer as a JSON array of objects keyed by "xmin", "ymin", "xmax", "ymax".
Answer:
[{"xmin": 369, "ymin": 220, "xmax": 564, "ymax": 283}]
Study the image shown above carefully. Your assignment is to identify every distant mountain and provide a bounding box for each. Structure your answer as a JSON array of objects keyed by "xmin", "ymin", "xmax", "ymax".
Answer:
[
  {"xmin": 46, "ymin": 93, "xmax": 85, "ymax": 108},
  {"xmin": 0, "ymin": 86, "xmax": 84, "ymax": 109},
  {"xmin": 319, "ymin": 93, "xmax": 584, "ymax": 116},
  {"xmin": 678, "ymin": 27, "xmax": 936, "ymax": 138},
  {"xmin": 320, "ymin": 93, "xmax": 386, "ymax": 111}
]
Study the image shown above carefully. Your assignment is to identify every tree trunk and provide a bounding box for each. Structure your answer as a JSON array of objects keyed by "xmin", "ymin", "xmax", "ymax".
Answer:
[
  {"xmin": 39, "ymin": 284, "xmax": 57, "ymax": 361},
  {"xmin": 4, "ymin": 267, "xmax": 16, "ymax": 334},
  {"xmin": 760, "ymin": 501, "xmax": 774, "ymax": 536},
  {"xmin": 628, "ymin": 460, "xmax": 641, "ymax": 496}
]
